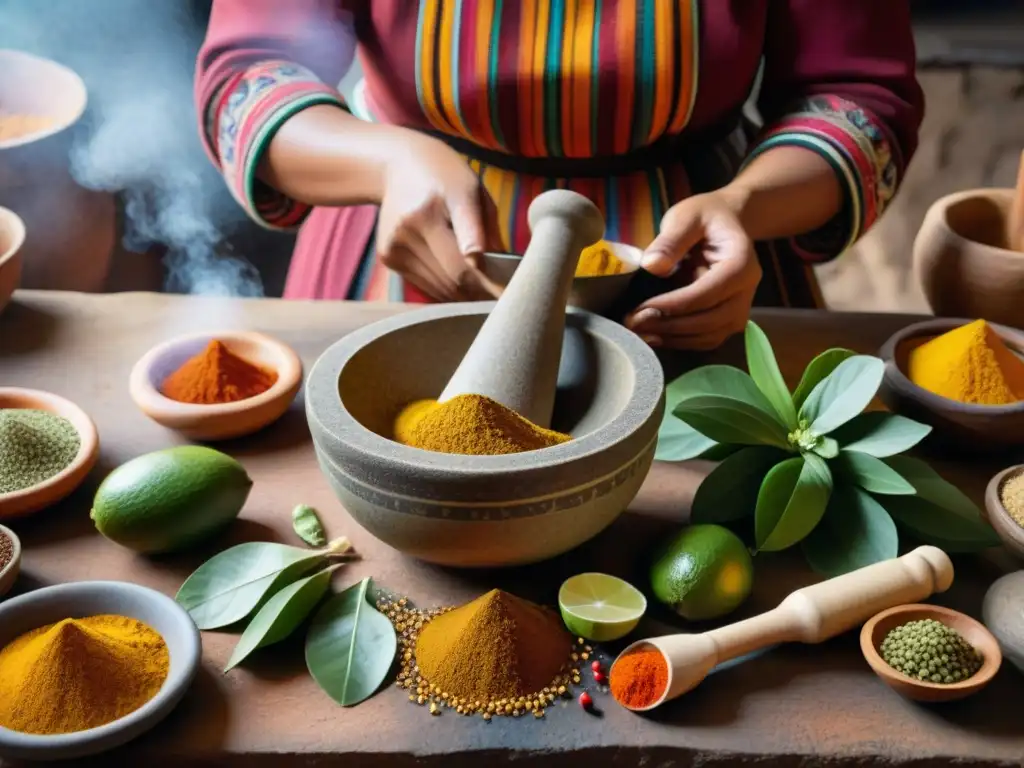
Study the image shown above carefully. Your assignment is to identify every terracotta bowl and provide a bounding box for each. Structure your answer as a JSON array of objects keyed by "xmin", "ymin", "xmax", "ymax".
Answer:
[
  {"xmin": 983, "ymin": 465, "xmax": 1024, "ymax": 559},
  {"xmin": 306, "ymin": 303, "xmax": 664, "ymax": 568},
  {"xmin": 480, "ymin": 241, "xmax": 643, "ymax": 314},
  {"xmin": 129, "ymin": 331, "xmax": 303, "ymax": 442},
  {"xmin": 0, "ymin": 388, "xmax": 100, "ymax": 520},
  {"xmin": 860, "ymin": 603, "xmax": 1002, "ymax": 703},
  {"xmin": 914, "ymin": 189, "xmax": 1024, "ymax": 328},
  {"xmin": 877, "ymin": 318, "xmax": 1024, "ymax": 453},
  {"xmin": 0, "ymin": 524, "xmax": 21, "ymax": 599},
  {"xmin": 0, "ymin": 206, "xmax": 24, "ymax": 316}
]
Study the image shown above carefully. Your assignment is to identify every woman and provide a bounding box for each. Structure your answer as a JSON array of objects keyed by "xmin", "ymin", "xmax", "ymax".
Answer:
[{"xmin": 196, "ymin": 0, "xmax": 922, "ymax": 350}]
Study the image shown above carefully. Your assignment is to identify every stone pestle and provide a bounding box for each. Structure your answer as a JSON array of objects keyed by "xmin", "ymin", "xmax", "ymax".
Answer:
[{"xmin": 438, "ymin": 189, "xmax": 605, "ymax": 429}]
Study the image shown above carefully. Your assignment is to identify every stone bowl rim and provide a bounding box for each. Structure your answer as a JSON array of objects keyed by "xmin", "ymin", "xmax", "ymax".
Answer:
[{"xmin": 306, "ymin": 302, "xmax": 664, "ymax": 476}]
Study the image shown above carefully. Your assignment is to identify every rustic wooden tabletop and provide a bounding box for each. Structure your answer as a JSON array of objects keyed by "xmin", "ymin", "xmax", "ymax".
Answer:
[{"xmin": 0, "ymin": 291, "xmax": 1021, "ymax": 768}]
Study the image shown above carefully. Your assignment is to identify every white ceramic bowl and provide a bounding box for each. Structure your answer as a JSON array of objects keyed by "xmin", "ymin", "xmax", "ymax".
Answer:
[
  {"xmin": 0, "ymin": 206, "xmax": 25, "ymax": 316},
  {"xmin": 0, "ymin": 581, "xmax": 201, "ymax": 761},
  {"xmin": 0, "ymin": 49, "xmax": 87, "ymax": 150}
]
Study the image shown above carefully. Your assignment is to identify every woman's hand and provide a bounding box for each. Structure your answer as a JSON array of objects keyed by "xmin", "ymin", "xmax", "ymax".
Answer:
[
  {"xmin": 376, "ymin": 131, "xmax": 505, "ymax": 301},
  {"xmin": 625, "ymin": 190, "xmax": 762, "ymax": 351}
]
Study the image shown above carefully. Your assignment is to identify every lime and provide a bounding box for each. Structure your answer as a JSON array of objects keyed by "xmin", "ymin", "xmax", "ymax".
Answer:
[
  {"xmin": 649, "ymin": 524, "xmax": 753, "ymax": 621},
  {"xmin": 91, "ymin": 446, "xmax": 252, "ymax": 554},
  {"xmin": 558, "ymin": 573, "xmax": 647, "ymax": 642}
]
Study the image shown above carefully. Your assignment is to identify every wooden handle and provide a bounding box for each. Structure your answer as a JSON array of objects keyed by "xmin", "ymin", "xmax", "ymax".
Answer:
[{"xmin": 1009, "ymin": 150, "xmax": 1024, "ymax": 252}]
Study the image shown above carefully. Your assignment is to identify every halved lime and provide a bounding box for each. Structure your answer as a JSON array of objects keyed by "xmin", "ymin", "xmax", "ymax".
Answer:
[{"xmin": 558, "ymin": 573, "xmax": 647, "ymax": 642}]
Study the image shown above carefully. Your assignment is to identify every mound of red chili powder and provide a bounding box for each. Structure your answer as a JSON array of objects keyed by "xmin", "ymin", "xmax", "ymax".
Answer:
[
  {"xmin": 610, "ymin": 646, "xmax": 669, "ymax": 709},
  {"xmin": 161, "ymin": 340, "xmax": 277, "ymax": 405}
]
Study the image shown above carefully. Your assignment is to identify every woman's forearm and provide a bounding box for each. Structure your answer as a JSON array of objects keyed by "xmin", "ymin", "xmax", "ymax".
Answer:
[
  {"xmin": 719, "ymin": 146, "xmax": 843, "ymax": 241},
  {"xmin": 259, "ymin": 105, "xmax": 412, "ymax": 207}
]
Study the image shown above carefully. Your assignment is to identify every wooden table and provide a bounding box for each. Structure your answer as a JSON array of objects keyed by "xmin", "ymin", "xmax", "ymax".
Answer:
[{"xmin": 1, "ymin": 291, "xmax": 1021, "ymax": 768}]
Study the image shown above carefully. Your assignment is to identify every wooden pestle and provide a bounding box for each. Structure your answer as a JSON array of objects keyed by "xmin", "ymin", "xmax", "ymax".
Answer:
[
  {"xmin": 1009, "ymin": 149, "xmax": 1024, "ymax": 252},
  {"xmin": 615, "ymin": 545, "xmax": 954, "ymax": 711},
  {"xmin": 439, "ymin": 190, "xmax": 604, "ymax": 428}
]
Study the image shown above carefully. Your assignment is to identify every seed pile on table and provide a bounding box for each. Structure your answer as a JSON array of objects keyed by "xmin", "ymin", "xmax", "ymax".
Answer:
[
  {"xmin": 999, "ymin": 471, "xmax": 1024, "ymax": 529},
  {"xmin": 0, "ymin": 530, "xmax": 13, "ymax": 571},
  {"xmin": 378, "ymin": 589, "xmax": 587, "ymax": 719},
  {"xmin": 0, "ymin": 409, "xmax": 80, "ymax": 494},
  {"xmin": 880, "ymin": 619, "xmax": 983, "ymax": 684}
]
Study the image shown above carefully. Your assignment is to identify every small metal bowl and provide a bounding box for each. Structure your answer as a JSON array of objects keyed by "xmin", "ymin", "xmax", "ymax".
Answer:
[
  {"xmin": 129, "ymin": 330, "xmax": 303, "ymax": 442},
  {"xmin": 983, "ymin": 464, "xmax": 1024, "ymax": 560},
  {"xmin": 480, "ymin": 241, "xmax": 643, "ymax": 313},
  {"xmin": 0, "ymin": 388, "xmax": 100, "ymax": 520},
  {"xmin": 0, "ymin": 581, "xmax": 201, "ymax": 761},
  {"xmin": 878, "ymin": 318, "xmax": 1024, "ymax": 453},
  {"xmin": 0, "ymin": 524, "xmax": 21, "ymax": 599},
  {"xmin": 860, "ymin": 603, "xmax": 1001, "ymax": 703}
]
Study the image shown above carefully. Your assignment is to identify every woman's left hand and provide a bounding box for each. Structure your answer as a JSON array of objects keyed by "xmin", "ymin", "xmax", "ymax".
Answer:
[{"xmin": 625, "ymin": 190, "xmax": 762, "ymax": 351}]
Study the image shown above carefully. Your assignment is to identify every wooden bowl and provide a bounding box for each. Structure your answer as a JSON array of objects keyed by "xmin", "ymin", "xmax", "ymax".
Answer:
[
  {"xmin": 0, "ymin": 206, "xmax": 24, "ymax": 316},
  {"xmin": 129, "ymin": 331, "xmax": 303, "ymax": 442},
  {"xmin": 0, "ymin": 388, "xmax": 100, "ymax": 520},
  {"xmin": 480, "ymin": 241, "xmax": 642, "ymax": 314},
  {"xmin": 860, "ymin": 603, "xmax": 1002, "ymax": 702},
  {"xmin": 878, "ymin": 318, "xmax": 1024, "ymax": 453},
  {"xmin": 983, "ymin": 465, "xmax": 1024, "ymax": 559},
  {"xmin": 0, "ymin": 524, "xmax": 21, "ymax": 599}
]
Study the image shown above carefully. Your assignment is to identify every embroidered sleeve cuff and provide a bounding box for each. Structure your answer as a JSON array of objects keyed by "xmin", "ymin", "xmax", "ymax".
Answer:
[
  {"xmin": 743, "ymin": 95, "xmax": 901, "ymax": 263},
  {"xmin": 205, "ymin": 61, "xmax": 348, "ymax": 231}
]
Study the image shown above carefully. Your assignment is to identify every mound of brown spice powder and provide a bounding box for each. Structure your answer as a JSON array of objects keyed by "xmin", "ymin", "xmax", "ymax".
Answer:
[{"xmin": 379, "ymin": 590, "xmax": 587, "ymax": 719}]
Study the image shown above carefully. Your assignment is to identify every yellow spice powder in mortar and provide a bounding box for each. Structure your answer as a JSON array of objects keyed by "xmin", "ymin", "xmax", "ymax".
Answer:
[{"xmin": 575, "ymin": 240, "xmax": 626, "ymax": 277}]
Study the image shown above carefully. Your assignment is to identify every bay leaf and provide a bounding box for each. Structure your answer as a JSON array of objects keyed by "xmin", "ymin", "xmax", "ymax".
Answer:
[
  {"xmin": 798, "ymin": 355, "xmax": 884, "ymax": 435},
  {"xmin": 674, "ymin": 395, "xmax": 790, "ymax": 449},
  {"xmin": 225, "ymin": 567, "xmax": 334, "ymax": 671},
  {"xmin": 305, "ymin": 577, "xmax": 398, "ymax": 707},
  {"xmin": 691, "ymin": 446, "xmax": 787, "ymax": 524},
  {"xmin": 833, "ymin": 452, "xmax": 916, "ymax": 496},
  {"xmin": 791, "ymin": 348, "xmax": 856, "ymax": 411},
  {"xmin": 176, "ymin": 537, "xmax": 350, "ymax": 630},
  {"xmin": 745, "ymin": 321, "xmax": 798, "ymax": 428},
  {"xmin": 831, "ymin": 412, "xmax": 932, "ymax": 458},
  {"xmin": 292, "ymin": 504, "xmax": 327, "ymax": 547},
  {"xmin": 755, "ymin": 453, "xmax": 833, "ymax": 552},
  {"xmin": 801, "ymin": 486, "xmax": 898, "ymax": 576}
]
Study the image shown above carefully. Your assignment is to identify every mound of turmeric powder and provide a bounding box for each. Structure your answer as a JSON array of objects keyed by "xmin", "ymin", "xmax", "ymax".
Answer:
[
  {"xmin": 908, "ymin": 319, "xmax": 1024, "ymax": 405},
  {"xmin": 575, "ymin": 240, "xmax": 627, "ymax": 277},
  {"xmin": 392, "ymin": 394, "xmax": 570, "ymax": 455}
]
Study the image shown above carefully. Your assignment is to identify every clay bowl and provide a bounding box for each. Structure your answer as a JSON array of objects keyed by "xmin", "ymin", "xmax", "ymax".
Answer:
[
  {"xmin": 877, "ymin": 318, "xmax": 1024, "ymax": 453},
  {"xmin": 0, "ymin": 49, "xmax": 87, "ymax": 151},
  {"xmin": 0, "ymin": 388, "xmax": 100, "ymax": 520},
  {"xmin": 983, "ymin": 465, "xmax": 1024, "ymax": 559},
  {"xmin": 480, "ymin": 241, "xmax": 643, "ymax": 314},
  {"xmin": 0, "ymin": 581, "xmax": 201, "ymax": 761},
  {"xmin": 129, "ymin": 331, "xmax": 303, "ymax": 442},
  {"xmin": 914, "ymin": 189, "xmax": 1024, "ymax": 328},
  {"xmin": 860, "ymin": 603, "xmax": 1002, "ymax": 703},
  {"xmin": 0, "ymin": 524, "xmax": 21, "ymax": 599},
  {"xmin": 306, "ymin": 302, "xmax": 664, "ymax": 568},
  {"xmin": 0, "ymin": 206, "xmax": 24, "ymax": 315}
]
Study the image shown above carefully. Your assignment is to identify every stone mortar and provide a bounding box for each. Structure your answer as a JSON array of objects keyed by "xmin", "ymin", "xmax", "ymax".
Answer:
[{"xmin": 306, "ymin": 302, "xmax": 664, "ymax": 567}]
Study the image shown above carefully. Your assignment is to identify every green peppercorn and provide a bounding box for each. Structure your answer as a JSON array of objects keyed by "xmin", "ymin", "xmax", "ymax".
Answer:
[{"xmin": 880, "ymin": 619, "xmax": 982, "ymax": 684}]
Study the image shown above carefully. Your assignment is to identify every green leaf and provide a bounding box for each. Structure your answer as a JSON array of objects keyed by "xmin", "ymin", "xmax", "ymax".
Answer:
[
  {"xmin": 832, "ymin": 413, "xmax": 932, "ymax": 458},
  {"xmin": 802, "ymin": 487, "xmax": 898, "ymax": 576},
  {"xmin": 791, "ymin": 348, "xmax": 856, "ymax": 411},
  {"xmin": 833, "ymin": 452, "xmax": 915, "ymax": 495},
  {"xmin": 744, "ymin": 321, "xmax": 798, "ymax": 428},
  {"xmin": 674, "ymin": 396, "xmax": 790, "ymax": 449},
  {"xmin": 656, "ymin": 412, "xmax": 718, "ymax": 461},
  {"xmin": 305, "ymin": 577, "xmax": 398, "ymax": 707},
  {"xmin": 755, "ymin": 454, "xmax": 833, "ymax": 552},
  {"xmin": 176, "ymin": 540, "xmax": 348, "ymax": 630},
  {"xmin": 691, "ymin": 447, "xmax": 788, "ymax": 524},
  {"xmin": 812, "ymin": 437, "xmax": 839, "ymax": 459},
  {"xmin": 799, "ymin": 355, "xmax": 884, "ymax": 435},
  {"xmin": 665, "ymin": 364, "xmax": 770, "ymax": 403},
  {"xmin": 292, "ymin": 504, "xmax": 327, "ymax": 547},
  {"xmin": 699, "ymin": 443, "xmax": 741, "ymax": 461},
  {"xmin": 225, "ymin": 568, "xmax": 334, "ymax": 671}
]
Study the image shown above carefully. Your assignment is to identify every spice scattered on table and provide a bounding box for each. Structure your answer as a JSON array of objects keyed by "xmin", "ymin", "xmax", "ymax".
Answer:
[
  {"xmin": 378, "ymin": 589, "xmax": 583, "ymax": 719},
  {"xmin": 0, "ymin": 529, "xmax": 13, "ymax": 571},
  {"xmin": 0, "ymin": 614, "xmax": 169, "ymax": 734},
  {"xmin": 578, "ymin": 691, "xmax": 593, "ymax": 709},
  {"xmin": 392, "ymin": 394, "xmax": 571, "ymax": 455},
  {"xmin": 575, "ymin": 240, "xmax": 626, "ymax": 278},
  {"xmin": 0, "ymin": 113, "xmax": 55, "ymax": 142},
  {"xmin": 161, "ymin": 340, "xmax": 277, "ymax": 405},
  {"xmin": 609, "ymin": 645, "xmax": 670, "ymax": 709},
  {"xmin": 999, "ymin": 471, "xmax": 1024, "ymax": 529},
  {"xmin": 0, "ymin": 408, "xmax": 80, "ymax": 494},
  {"xmin": 880, "ymin": 619, "xmax": 983, "ymax": 684},
  {"xmin": 907, "ymin": 319, "xmax": 1024, "ymax": 405}
]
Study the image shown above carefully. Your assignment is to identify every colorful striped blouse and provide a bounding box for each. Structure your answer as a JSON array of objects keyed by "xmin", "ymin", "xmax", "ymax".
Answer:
[{"xmin": 196, "ymin": 0, "xmax": 922, "ymax": 308}]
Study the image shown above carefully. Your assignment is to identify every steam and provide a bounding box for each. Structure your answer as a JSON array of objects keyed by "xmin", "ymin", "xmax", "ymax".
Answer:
[{"xmin": 0, "ymin": 0, "xmax": 263, "ymax": 296}]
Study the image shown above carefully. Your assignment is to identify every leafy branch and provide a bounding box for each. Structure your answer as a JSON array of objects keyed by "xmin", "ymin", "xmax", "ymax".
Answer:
[{"xmin": 656, "ymin": 321, "xmax": 1000, "ymax": 575}]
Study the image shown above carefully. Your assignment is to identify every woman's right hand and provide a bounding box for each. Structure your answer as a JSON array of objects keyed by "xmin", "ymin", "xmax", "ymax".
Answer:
[{"xmin": 375, "ymin": 130, "xmax": 505, "ymax": 301}]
